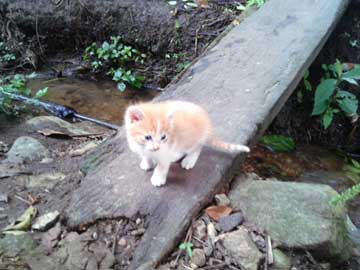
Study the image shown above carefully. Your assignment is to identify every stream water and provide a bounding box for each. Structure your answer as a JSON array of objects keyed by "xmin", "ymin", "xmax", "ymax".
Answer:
[{"xmin": 28, "ymin": 78, "xmax": 157, "ymax": 125}]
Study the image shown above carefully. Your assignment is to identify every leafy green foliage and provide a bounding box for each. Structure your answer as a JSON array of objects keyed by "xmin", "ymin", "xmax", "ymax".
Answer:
[
  {"xmin": 259, "ymin": 135, "xmax": 295, "ymax": 152},
  {"xmin": 176, "ymin": 62, "xmax": 191, "ymax": 73},
  {"xmin": 237, "ymin": 0, "xmax": 265, "ymax": 10},
  {"xmin": 330, "ymin": 158, "xmax": 360, "ymax": 207},
  {"xmin": 0, "ymin": 73, "xmax": 48, "ymax": 115},
  {"xmin": 83, "ymin": 36, "xmax": 146, "ymax": 91},
  {"xmin": 330, "ymin": 182, "xmax": 360, "ymax": 207},
  {"xmin": 312, "ymin": 60, "xmax": 360, "ymax": 129},
  {"xmin": 179, "ymin": 242, "xmax": 193, "ymax": 257},
  {"xmin": 0, "ymin": 41, "xmax": 16, "ymax": 64},
  {"xmin": 343, "ymin": 158, "xmax": 360, "ymax": 184}
]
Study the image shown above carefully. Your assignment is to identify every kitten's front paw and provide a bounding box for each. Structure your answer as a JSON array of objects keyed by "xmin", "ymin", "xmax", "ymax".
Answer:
[
  {"xmin": 140, "ymin": 158, "xmax": 154, "ymax": 171},
  {"xmin": 150, "ymin": 174, "xmax": 167, "ymax": 187},
  {"xmin": 181, "ymin": 155, "xmax": 198, "ymax": 170}
]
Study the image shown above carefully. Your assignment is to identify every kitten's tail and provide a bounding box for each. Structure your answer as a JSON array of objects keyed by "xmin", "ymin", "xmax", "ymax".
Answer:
[{"xmin": 208, "ymin": 136, "xmax": 250, "ymax": 153}]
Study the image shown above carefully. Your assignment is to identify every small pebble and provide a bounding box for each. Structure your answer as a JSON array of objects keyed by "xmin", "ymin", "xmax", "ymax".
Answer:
[
  {"xmin": 130, "ymin": 228, "xmax": 145, "ymax": 236},
  {"xmin": 215, "ymin": 194, "xmax": 230, "ymax": 206},
  {"xmin": 92, "ymin": 232, "xmax": 98, "ymax": 240},
  {"xmin": 191, "ymin": 249, "xmax": 206, "ymax": 267},
  {"xmin": 218, "ymin": 212, "xmax": 243, "ymax": 232},
  {"xmin": 204, "ymin": 244, "xmax": 213, "ymax": 257},
  {"xmin": 104, "ymin": 224, "xmax": 113, "ymax": 234},
  {"xmin": 170, "ymin": 259, "xmax": 178, "ymax": 268},
  {"xmin": 207, "ymin": 222, "xmax": 217, "ymax": 243},
  {"xmin": 135, "ymin": 218, "xmax": 142, "ymax": 225},
  {"xmin": 118, "ymin": 237, "xmax": 127, "ymax": 247},
  {"xmin": 0, "ymin": 194, "xmax": 8, "ymax": 203},
  {"xmin": 193, "ymin": 219, "xmax": 207, "ymax": 240}
]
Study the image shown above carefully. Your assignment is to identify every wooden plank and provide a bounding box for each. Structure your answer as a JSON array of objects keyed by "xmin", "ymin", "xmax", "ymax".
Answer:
[{"xmin": 65, "ymin": 0, "xmax": 349, "ymax": 268}]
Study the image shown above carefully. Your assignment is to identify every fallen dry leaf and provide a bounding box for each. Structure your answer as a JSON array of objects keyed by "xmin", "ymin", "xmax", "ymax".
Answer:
[
  {"xmin": 197, "ymin": 0, "xmax": 209, "ymax": 8},
  {"xmin": 205, "ymin": 205, "xmax": 232, "ymax": 221}
]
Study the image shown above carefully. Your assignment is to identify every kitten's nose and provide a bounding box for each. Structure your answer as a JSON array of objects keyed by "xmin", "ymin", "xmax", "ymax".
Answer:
[{"xmin": 152, "ymin": 145, "xmax": 160, "ymax": 151}]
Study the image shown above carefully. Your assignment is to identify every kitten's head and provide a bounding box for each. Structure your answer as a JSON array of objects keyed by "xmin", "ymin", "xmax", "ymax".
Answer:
[{"xmin": 125, "ymin": 105, "xmax": 173, "ymax": 152}]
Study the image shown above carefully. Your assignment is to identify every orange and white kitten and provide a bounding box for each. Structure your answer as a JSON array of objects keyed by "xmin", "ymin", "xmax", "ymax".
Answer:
[{"xmin": 124, "ymin": 101, "xmax": 250, "ymax": 187}]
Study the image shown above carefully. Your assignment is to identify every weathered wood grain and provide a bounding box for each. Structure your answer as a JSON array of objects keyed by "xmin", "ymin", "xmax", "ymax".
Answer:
[{"xmin": 66, "ymin": 0, "xmax": 349, "ymax": 268}]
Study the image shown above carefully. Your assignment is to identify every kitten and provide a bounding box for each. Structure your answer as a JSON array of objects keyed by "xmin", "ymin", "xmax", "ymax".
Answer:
[{"xmin": 124, "ymin": 101, "xmax": 250, "ymax": 187}]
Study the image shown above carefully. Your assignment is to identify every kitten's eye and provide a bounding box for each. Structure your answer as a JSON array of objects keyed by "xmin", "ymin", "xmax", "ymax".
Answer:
[
  {"xmin": 161, "ymin": 134, "xmax": 167, "ymax": 141},
  {"xmin": 144, "ymin": 135, "xmax": 152, "ymax": 141}
]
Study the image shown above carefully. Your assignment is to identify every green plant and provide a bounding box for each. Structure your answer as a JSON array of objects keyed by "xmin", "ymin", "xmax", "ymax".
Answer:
[
  {"xmin": 259, "ymin": 135, "xmax": 295, "ymax": 152},
  {"xmin": 343, "ymin": 158, "xmax": 360, "ymax": 183},
  {"xmin": 330, "ymin": 182, "xmax": 360, "ymax": 207},
  {"xmin": 0, "ymin": 73, "xmax": 48, "ymax": 115},
  {"xmin": 312, "ymin": 60, "xmax": 360, "ymax": 129},
  {"xmin": 176, "ymin": 62, "xmax": 191, "ymax": 73},
  {"xmin": 237, "ymin": 0, "xmax": 265, "ymax": 10},
  {"xmin": 179, "ymin": 241, "xmax": 193, "ymax": 257},
  {"xmin": 0, "ymin": 41, "xmax": 16, "ymax": 64},
  {"xmin": 349, "ymin": 40, "xmax": 359, "ymax": 48},
  {"xmin": 83, "ymin": 36, "xmax": 146, "ymax": 91},
  {"xmin": 297, "ymin": 70, "xmax": 312, "ymax": 103}
]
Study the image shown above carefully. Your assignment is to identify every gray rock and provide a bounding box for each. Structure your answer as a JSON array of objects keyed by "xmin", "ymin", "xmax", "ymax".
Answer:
[
  {"xmin": 222, "ymin": 227, "xmax": 262, "ymax": 270},
  {"xmin": 207, "ymin": 222, "xmax": 217, "ymax": 243},
  {"xmin": 219, "ymin": 212, "xmax": 243, "ymax": 232},
  {"xmin": 26, "ymin": 116, "xmax": 94, "ymax": 136},
  {"xmin": 191, "ymin": 248, "xmax": 206, "ymax": 267},
  {"xmin": 41, "ymin": 222, "xmax": 62, "ymax": 251},
  {"xmin": 5, "ymin": 136, "xmax": 49, "ymax": 164},
  {"xmin": 0, "ymin": 193, "xmax": 8, "ymax": 203},
  {"xmin": 229, "ymin": 174, "xmax": 353, "ymax": 262},
  {"xmin": 32, "ymin": 211, "xmax": 60, "ymax": 231},
  {"xmin": 215, "ymin": 194, "xmax": 230, "ymax": 206},
  {"xmin": 273, "ymin": 249, "xmax": 291, "ymax": 270},
  {"xmin": 0, "ymin": 233, "xmax": 36, "ymax": 257},
  {"xmin": 0, "ymin": 141, "xmax": 9, "ymax": 153},
  {"xmin": 193, "ymin": 219, "xmax": 207, "ymax": 240},
  {"xmin": 16, "ymin": 172, "xmax": 66, "ymax": 189},
  {"xmin": 118, "ymin": 237, "xmax": 127, "ymax": 247}
]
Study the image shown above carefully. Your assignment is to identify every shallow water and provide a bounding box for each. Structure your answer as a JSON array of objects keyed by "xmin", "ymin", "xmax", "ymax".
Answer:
[{"xmin": 28, "ymin": 78, "xmax": 157, "ymax": 125}]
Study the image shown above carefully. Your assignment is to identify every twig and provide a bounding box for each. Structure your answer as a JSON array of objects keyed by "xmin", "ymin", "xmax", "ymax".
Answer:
[
  {"xmin": 203, "ymin": 262, "xmax": 227, "ymax": 269},
  {"xmin": 112, "ymin": 221, "xmax": 122, "ymax": 255},
  {"xmin": 192, "ymin": 236, "xmax": 207, "ymax": 245},
  {"xmin": 201, "ymin": 17, "xmax": 226, "ymax": 28},
  {"xmin": 180, "ymin": 263, "xmax": 194, "ymax": 270},
  {"xmin": 14, "ymin": 194, "xmax": 32, "ymax": 205},
  {"xmin": 265, "ymin": 235, "xmax": 273, "ymax": 270},
  {"xmin": 194, "ymin": 28, "xmax": 200, "ymax": 56},
  {"xmin": 305, "ymin": 250, "xmax": 317, "ymax": 265},
  {"xmin": 35, "ymin": 15, "xmax": 44, "ymax": 55}
]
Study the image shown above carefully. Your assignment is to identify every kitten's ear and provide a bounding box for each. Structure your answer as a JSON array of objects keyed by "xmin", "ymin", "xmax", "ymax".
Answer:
[{"xmin": 125, "ymin": 106, "xmax": 144, "ymax": 124}]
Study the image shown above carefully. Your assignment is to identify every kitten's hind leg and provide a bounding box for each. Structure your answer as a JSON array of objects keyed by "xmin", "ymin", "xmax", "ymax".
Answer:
[
  {"xmin": 181, "ymin": 146, "xmax": 202, "ymax": 170},
  {"xmin": 140, "ymin": 156, "xmax": 155, "ymax": 171}
]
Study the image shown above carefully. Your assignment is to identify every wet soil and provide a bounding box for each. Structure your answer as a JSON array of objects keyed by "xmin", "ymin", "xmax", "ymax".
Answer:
[{"xmin": 1, "ymin": 0, "xmax": 246, "ymax": 87}]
